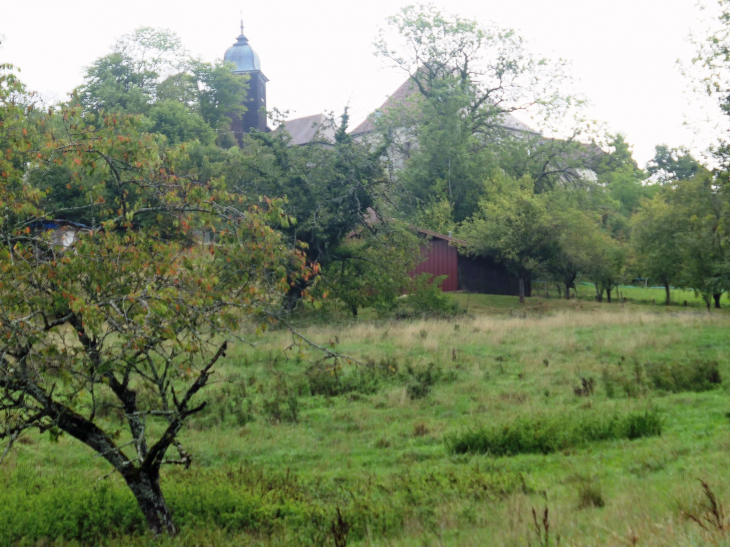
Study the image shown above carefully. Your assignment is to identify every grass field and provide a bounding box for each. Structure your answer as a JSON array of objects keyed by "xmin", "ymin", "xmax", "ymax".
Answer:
[{"xmin": 4, "ymin": 293, "xmax": 730, "ymax": 546}]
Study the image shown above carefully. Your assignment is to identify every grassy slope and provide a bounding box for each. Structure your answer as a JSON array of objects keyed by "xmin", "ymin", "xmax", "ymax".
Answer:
[{"xmin": 5, "ymin": 295, "xmax": 730, "ymax": 546}]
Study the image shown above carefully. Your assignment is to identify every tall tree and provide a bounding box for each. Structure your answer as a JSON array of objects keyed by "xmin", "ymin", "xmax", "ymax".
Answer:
[{"xmin": 372, "ymin": 4, "xmax": 589, "ymax": 224}]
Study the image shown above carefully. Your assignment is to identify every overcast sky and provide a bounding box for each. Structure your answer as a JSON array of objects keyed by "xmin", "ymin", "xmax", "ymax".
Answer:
[{"xmin": 0, "ymin": 0, "xmax": 718, "ymax": 166}]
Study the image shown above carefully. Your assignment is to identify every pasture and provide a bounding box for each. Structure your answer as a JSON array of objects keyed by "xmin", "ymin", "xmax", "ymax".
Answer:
[{"xmin": 4, "ymin": 290, "xmax": 730, "ymax": 546}]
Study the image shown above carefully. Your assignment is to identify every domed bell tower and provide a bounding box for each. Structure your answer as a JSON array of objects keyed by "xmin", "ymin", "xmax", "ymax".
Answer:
[{"xmin": 224, "ymin": 20, "xmax": 269, "ymax": 141}]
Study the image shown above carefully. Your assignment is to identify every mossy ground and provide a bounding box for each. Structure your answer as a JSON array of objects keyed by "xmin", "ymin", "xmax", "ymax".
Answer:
[{"xmin": 5, "ymin": 287, "xmax": 730, "ymax": 546}]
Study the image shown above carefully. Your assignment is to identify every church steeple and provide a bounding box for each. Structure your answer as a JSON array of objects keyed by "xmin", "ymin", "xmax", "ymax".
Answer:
[{"xmin": 224, "ymin": 19, "xmax": 269, "ymax": 139}]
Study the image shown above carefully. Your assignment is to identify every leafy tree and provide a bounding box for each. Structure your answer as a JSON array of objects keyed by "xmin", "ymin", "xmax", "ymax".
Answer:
[
  {"xmin": 584, "ymin": 231, "xmax": 627, "ymax": 303},
  {"xmin": 0, "ymin": 71, "xmax": 306, "ymax": 535},
  {"xmin": 459, "ymin": 175, "xmax": 560, "ymax": 303},
  {"xmin": 319, "ymin": 220, "xmax": 420, "ymax": 317},
  {"xmin": 144, "ymin": 100, "xmax": 216, "ymax": 145},
  {"xmin": 544, "ymin": 193, "xmax": 603, "ymax": 299},
  {"xmin": 674, "ymin": 173, "xmax": 728, "ymax": 309},
  {"xmin": 231, "ymin": 111, "xmax": 395, "ymax": 308},
  {"xmin": 595, "ymin": 134, "xmax": 654, "ymax": 218},
  {"xmin": 647, "ymin": 145, "xmax": 703, "ymax": 183},
  {"xmin": 373, "ymin": 4, "xmax": 586, "ymax": 224},
  {"xmin": 75, "ymin": 29, "xmax": 247, "ymax": 148},
  {"xmin": 630, "ymin": 191, "xmax": 688, "ymax": 305}
]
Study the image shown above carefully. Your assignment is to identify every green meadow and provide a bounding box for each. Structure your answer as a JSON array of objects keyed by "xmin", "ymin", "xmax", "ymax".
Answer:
[{"xmin": 4, "ymin": 292, "xmax": 730, "ymax": 546}]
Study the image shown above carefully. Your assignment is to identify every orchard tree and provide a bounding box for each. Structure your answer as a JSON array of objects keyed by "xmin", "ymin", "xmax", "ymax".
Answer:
[
  {"xmin": 630, "ymin": 191, "xmax": 688, "ymax": 305},
  {"xmin": 0, "ymin": 68, "xmax": 307, "ymax": 535},
  {"xmin": 459, "ymin": 175, "xmax": 560, "ymax": 303},
  {"xmin": 675, "ymin": 174, "xmax": 728, "ymax": 310},
  {"xmin": 544, "ymin": 193, "xmax": 603, "ymax": 299}
]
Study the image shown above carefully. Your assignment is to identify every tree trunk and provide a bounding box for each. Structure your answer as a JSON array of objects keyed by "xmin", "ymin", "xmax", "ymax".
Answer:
[
  {"xmin": 351, "ymin": 305, "xmax": 358, "ymax": 318},
  {"xmin": 665, "ymin": 283, "xmax": 671, "ymax": 306},
  {"xmin": 556, "ymin": 283, "xmax": 562, "ymax": 299},
  {"xmin": 565, "ymin": 282, "xmax": 571, "ymax": 300},
  {"xmin": 518, "ymin": 278, "xmax": 525, "ymax": 304},
  {"xmin": 124, "ymin": 469, "xmax": 177, "ymax": 536},
  {"xmin": 713, "ymin": 293, "xmax": 722, "ymax": 309},
  {"xmin": 606, "ymin": 288, "xmax": 612, "ymax": 303}
]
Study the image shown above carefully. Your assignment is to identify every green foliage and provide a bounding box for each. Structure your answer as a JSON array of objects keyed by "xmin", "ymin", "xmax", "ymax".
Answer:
[
  {"xmin": 398, "ymin": 274, "xmax": 461, "ymax": 317},
  {"xmin": 373, "ymin": 4, "xmax": 586, "ymax": 225},
  {"xmin": 305, "ymin": 362, "xmax": 393, "ymax": 398},
  {"xmin": 445, "ymin": 409, "xmax": 663, "ymax": 456},
  {"xmin": 603, "ymin": 359, "xmax": 722, "ymax": 397},
  {"xmin": 647, "ymin": 145, "xmax": 702, "ymax": 183},
  {"xmin": 403, "ymin": 363, "xmax": 455, "ymax": 399},
  {"xmin": 459, "ymin": 175, "xmax": 561, "ymax": 296},
  {"xmin": 0, "ymin": 462, "xmax": 521, "ymax": 545},
  {"xmin": 0, "ymin": 73, "xmax": 306, "ymax": 534}
]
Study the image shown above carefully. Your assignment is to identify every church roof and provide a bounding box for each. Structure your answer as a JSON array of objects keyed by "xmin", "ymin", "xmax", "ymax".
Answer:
[
  {"xmin": 224, "ymin": 31, "xmax": 263, "ymax": 74},
  {"xmin": 276, "ymin": 114, "xmax": 336, "ymax": 146},
  {"xmin": 350, "ymin": 77, "xmax": 539, "ymax": 136}
]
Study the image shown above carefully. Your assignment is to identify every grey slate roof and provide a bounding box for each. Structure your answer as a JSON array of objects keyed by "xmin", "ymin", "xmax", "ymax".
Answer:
[
  {"xmin": 276, "ymin": 114, "xmax": 336, "ymax": 146},
  {"xmin": 350, "ymin": 77, "xmax": 539, "ymax": 136}
]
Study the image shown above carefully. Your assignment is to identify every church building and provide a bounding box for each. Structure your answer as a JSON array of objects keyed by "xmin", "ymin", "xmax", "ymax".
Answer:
[{"xmin": 223, "ymin": 22, "xmax": 269, "ymax": 141}]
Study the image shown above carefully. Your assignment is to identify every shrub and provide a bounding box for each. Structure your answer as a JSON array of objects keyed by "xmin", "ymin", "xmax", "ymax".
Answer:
[
  {"xmin": 306, "ymin": 363, "xmax": 385, "ymax": 398},
  {"xmin": 577, "ymin": 478, "xmax": 605, "ymax": 509},
  {"xmin": 645, "ymin": 359, "xmax": 721, "ymax": 393},
  {"xmin": 397, "ymin": 274, "xmax": 461, "ymax": 318},
  {"xmin": 401, "ymin": 363, "xmax": 457, "ymax": 399},
  {"xmin": 603, "ymin": 359, "xmax": 722, "ymax": 398},
  {"xmin": 445, "ymin": 409, "xmax": 663, "ymax": 456}
]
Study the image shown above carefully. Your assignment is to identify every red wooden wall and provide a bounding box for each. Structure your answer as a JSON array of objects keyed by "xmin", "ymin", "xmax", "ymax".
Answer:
[{"xmin": 411, "ymin": 238, "xmax": 459, "ymax": 292}]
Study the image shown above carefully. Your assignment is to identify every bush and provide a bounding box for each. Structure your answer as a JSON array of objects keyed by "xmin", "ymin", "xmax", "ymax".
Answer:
[
  {"xmin": 445, "ymin": 409, "xmax": 663, "ymax": 456},
  {"xmin": 397, "ymin": 274, "xmax": 461, "ymax": 318},
  {"xmin": 577, "ymin": 477, "xmax": 605, "ymax": 509},
  {"xmin": 306, "ymin": 363, "xmax": 387, "ymax": 397},
  {"xmin": 644, "ymin": 359, "xmax": 721, "ymax": 393},
  {"xmin": 602, "ymin": 359, "xmax": 721, "ymax": 398}
]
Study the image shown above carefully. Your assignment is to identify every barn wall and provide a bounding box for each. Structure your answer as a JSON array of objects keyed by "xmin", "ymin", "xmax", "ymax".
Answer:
[
  {"xmin": 412, "ymin": 239, "xmax": 459, "ymax": 292},
  {"xmin": 457, "ymin": 255, "xmax": 531, "ymax": 297}
]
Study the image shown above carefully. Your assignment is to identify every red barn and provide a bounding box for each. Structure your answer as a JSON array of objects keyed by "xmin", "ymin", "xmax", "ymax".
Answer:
[
  {"xmin": 411, "ymin": 229, "xmax": 462, "ymax": 292},
  {"xmin": 413, "ymin": 228, "xmax": 529, "ymax": 297}
]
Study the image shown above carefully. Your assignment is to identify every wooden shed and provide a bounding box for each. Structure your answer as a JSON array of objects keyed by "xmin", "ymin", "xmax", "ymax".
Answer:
[{"xmin": 413, "ymin": 228, "xmax": 528, "ymax": 297}]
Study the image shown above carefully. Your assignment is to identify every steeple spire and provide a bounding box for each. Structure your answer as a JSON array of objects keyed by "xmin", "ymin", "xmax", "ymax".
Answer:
[{"xmin": 240, "ymin": 11, "xmax": 244, "ymax": 36}]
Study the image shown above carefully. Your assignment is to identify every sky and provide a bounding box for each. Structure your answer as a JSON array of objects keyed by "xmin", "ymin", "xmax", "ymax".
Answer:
[{"xmin": 0, "ymin": 0, "xmax": 719, "ymax": 166}]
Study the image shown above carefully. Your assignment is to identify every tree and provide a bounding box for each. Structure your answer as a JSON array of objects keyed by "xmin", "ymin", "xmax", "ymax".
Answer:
[
  {"xmin": 630, "ymin": 191, "xmax": 688, "ymax": 305},
  {"xmin": 227, "ymin": 110, "xmax": 396, "ymax": 309},
  {"xmin": 544, "ymin": 193, "xmax": 603, "ymax": 299},
  {"xmin": 584, "ymin": 231, "xmax": 627, "ymax": 303},
  {"xmin": 0, "ymin": 71, "xmax": 306, "ymax": 535},
  {"xmin": 318, "ymin": 220, "xmax": 420, "ymax": 317},
  {"xmin": 459, "ymin": 175, "xmax": 560, "ymax": 303},
  {"xmin": 647, "ymin": 145, "xmax": 703, "ymax": 183},
  {"xmin": 674, "ymin": 174, "xmax": 728, "ymax": 310},
  {"xmin": 75, "ymin": 29, "xmax": 248, "ymax": 148},
  {"xmin": 373, "ymin": 4, "xmax": 587, "ymax": 225}
]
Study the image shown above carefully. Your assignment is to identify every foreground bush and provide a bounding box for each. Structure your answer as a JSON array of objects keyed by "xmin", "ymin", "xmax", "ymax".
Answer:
[{"xmin": 445, "ymin": 409, "xmax": 663, "ymax": 456}]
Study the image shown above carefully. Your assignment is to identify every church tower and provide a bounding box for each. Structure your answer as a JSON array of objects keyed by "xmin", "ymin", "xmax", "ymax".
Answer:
[{"xmin": 224, "ymin": 21, "xmax": 269, "ymax": 139}]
